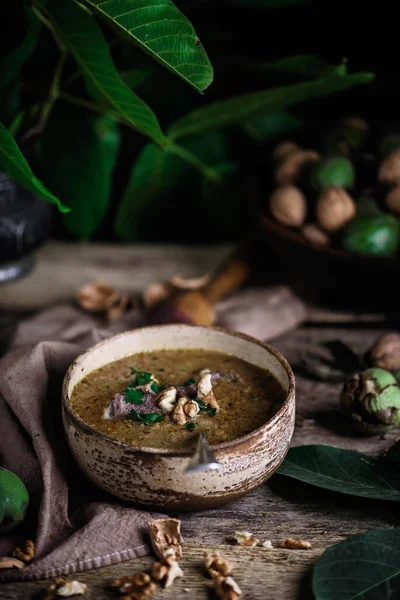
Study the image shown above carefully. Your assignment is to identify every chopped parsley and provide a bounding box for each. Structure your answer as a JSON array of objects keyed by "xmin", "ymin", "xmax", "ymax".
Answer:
[
  {"xmin": 183, "ymin": 378, "xmax": 196, "ymax": 386},
  {"xmin": 151, "ymin": 381, "xmax": 160, "ymax": 393},
  {"xmin": 128, "ymin": 409, "xmax": 164, "ymax": 425},
  {"xmin": 125, "ymin": 387, "xmax": 144, "ymax": 404},
  {"xmin": 193, "ymin": 398, "xmax": 217, "ymax": 417},
  {"xmin": 194, "ymin": 398, "xmax": 208, "ymax": 411},
  {"xmin": 185, "ymin": 422, "xmax": 195, "ymax": 431},
  {"xmin": 132, "ymin": 370, "xmax": 153, "ymax": 386}
]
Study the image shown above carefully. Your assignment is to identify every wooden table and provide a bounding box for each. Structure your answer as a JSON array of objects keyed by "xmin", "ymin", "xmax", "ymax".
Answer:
[{"xmin": 1, "ymin": 243, "xmax": 398, "ymax": 600}]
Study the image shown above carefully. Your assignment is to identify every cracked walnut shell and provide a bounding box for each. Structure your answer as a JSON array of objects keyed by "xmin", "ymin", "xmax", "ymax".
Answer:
[{"xmin": 148, "ymin": 518, "xmax": 183, "ymax": 560}]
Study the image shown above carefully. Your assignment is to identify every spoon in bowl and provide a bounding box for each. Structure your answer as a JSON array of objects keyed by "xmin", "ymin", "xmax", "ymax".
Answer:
[{"xmin": 185, "ymin": 432, "xmax": 222, "ymax": 472}]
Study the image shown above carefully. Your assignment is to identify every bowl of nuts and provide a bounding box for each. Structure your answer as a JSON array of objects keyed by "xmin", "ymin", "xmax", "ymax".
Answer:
[{"xmin": 259, "ymin": 118, "xmax": 400, "ymax": 311}]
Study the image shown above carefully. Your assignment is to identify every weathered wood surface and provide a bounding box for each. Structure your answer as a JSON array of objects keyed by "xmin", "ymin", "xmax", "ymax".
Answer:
[
  {"xmin": 0, "ymin": 244, "xmax": 398, "ymax": 599},
  {"xmin": 0, "ymin": 242, "xmax": 233, "ymax": 310}
]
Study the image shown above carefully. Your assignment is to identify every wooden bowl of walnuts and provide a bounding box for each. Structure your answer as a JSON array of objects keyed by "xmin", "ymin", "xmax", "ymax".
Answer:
[{"xmin": 259, "ymin": 118, "xmax": 400, "ymax": 312}]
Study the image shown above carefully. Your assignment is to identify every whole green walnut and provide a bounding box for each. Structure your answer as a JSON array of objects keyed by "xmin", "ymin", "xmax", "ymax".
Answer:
[
  {"xmin": 342, "ymin": 214, "xmax": 400, "ymax": 256},
  {"xmin": 0, "ymin": 467, "xmax": 29, "ymax": 534},
  {"xmin": 311, "ymin": 156, "xmax": 355, "ymax": 190},
  {"xmin": 341, "ymin": 368, "xmax": 400, "ymax": 435}
]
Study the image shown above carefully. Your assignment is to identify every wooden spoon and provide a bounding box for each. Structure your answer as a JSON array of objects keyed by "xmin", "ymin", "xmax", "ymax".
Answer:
[{"xmin": 146, "ymin": 244, "xmax": 251, "ymax": 326}]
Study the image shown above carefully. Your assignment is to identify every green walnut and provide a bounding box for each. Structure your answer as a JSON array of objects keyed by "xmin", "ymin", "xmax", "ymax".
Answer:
[
  {"xmin": 311, "ymin": 156, "xmax": 355, "ymax": 190},
  {"xmin": 342, "ymin": 214, "xmax": 400, "ymax": 256},
  {"xmin": 341, "ymin": 368, "xmax": 400, "ymax": 435},
  {"xmin": 0, "ymin": 467, "xmax": 29, "ymax": 534}
]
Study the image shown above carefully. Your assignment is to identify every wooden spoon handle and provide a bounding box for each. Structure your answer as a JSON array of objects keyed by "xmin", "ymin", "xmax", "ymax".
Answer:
[{"xmin": 203, "ymin": 247, "xmax": 251, "ymax": 305}]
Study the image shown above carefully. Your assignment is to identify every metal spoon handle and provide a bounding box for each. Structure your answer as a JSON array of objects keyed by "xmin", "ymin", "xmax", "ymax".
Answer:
[{"xmin": 185, "ymin": 432, "xmax": 222, "ymax": 472}]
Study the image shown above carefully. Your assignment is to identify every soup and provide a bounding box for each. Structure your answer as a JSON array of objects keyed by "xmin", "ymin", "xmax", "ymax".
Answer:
[{"xmin": 70, "ymin": 349, "xmax": 286, "ymax": 450}]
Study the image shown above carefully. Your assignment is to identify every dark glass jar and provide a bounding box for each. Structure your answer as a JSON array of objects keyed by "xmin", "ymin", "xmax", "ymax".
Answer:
[{"xmin": 0, "ymin": 171, "xmax": 51, "ymax": 283}]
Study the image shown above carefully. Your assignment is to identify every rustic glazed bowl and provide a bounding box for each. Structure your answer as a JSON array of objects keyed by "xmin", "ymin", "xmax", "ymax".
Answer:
[{"xmin": 62, "ymin": 324, "xmax": 295, "ymax": 511}]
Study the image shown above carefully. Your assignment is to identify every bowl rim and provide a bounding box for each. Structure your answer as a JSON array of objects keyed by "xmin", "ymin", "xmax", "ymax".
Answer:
[{"xmin": 62, "ymin": 323, "xmax": 295, "ymax": 457}]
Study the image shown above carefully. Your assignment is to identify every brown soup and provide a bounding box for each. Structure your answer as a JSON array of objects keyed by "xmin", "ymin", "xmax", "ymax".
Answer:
[{"xmin": 70, "ymin": 349, "xmax": 286, "ymax": 449}]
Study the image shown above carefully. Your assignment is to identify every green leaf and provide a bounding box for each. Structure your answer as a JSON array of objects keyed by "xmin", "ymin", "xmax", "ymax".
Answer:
[
  {"xmin": 185, "ymin": 422, "xmax": 195, "ymax": 431},
  {"xmin": 312, "ymin": 529, "xmax": 400, "ymax": 600},
  {"xmin": 277, "ymin": 445, "xmax": 400, "ymax": 501},
  {"xmin": 119, "ymin": 68, "xmax": 153, "ymax": 90},
  {"xmin": 168, "ymin": 64, "xmax": 374, "ymax": 140},
  {"xmin": 150, "ymin": 381, "xmax": 160, "ymax": 393},
  {"xmin": 0, "ymin": 120, "xmax": 68, "ymax": 212},
  {"xmin": 183, "ymin": 378, "xmax": 196, "ymax": 386},
  {"xmin": 241, "ymin": 111, "xmax": 301, "ymax": 141},
  {"xmin": 41, "ymin": 106, "xmax": 119, "ymax": 238},
  {"xmin": 256, "ymin": 54, "xmax": 332, "ymax": 78},
  {"xmin": 125, "ymin": 387, "xmax": 144, "ymax": 404},
  {"xmin": 207, "ymin": 407, "xmax": 217, "ymax": 417},
  {"xmin": 81, "ymin": 0, "xmax": 213, "ymax": 94},
  {"xmin": 0, "ymin": 2, "xmax": 41, "ymax": 89},
  {"xmin": 384, "ymin": 440, "xmax": 400, "ymax": 466},
  {"xmin": 114, "ymin": 142, "xmax": 186, "ymax": 240},
  {"xmin": 41, "ymin": 0, "xmax": 166, "ymax": 144}
]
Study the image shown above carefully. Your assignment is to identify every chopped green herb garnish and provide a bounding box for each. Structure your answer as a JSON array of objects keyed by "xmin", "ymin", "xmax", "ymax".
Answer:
[
  {"xmin": 129, "ymin": 367, "xmax": 137, "ymax": 373},
  {"xmin": 132, "ymin": 371, "xmax": 153, "ymax": 386},
  {"xmin": 128, "ymin": 409, "xmax": 164, "ymax": 425},
  {"xmin": 151, "ymin": 381, "xmax": 160, "ymax": 393},
  {"xmin": 125, "ymin": 387, "xmax": 144, "ymax": 404},
  {"xmin": 159, "ymin": 383, "xmax": 169, "ymax": 392},
  {"xmin": 183, "ymin": 378, "xmax": 196, "ymax": 386},
  {"xmin": 185, "ymin": 422, "xmax": 195, "ymax": 431},
  {"xmin": 207, "ymin": 407, "xmax": 217, "ymax": 417},
  {"xmin": 194, "ymin": 398, "xmax": 208, "ymax": 411}
]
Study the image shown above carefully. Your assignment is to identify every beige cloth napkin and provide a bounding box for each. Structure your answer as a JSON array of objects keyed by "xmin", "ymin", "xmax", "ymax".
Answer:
[{"xmin": 0, "ymin": 286, "xmax": 306, "ymax": 581}]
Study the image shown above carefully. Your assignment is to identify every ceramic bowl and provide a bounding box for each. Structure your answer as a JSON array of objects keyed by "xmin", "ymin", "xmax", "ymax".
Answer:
[{"xmin": 62, "ymin": 324, "xmax": 295, "ymax": 511}]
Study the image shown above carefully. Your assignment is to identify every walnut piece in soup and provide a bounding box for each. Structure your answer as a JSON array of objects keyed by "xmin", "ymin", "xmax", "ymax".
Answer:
[{"xmin": 70, "ymin": 349, "xmax": 286, "ymax": 450}]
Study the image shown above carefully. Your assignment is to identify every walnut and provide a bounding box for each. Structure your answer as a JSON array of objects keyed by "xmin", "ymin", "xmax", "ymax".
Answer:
[
  {"xmin": 269, "ymin": 186, "xmax": 307, "ymax": 227},
  {"xmin": 205, "ymin": 552, "xmax": 241, "ymax": 600},
  {"xmin": 0, "ymin": 557, "xmax": 25, "ymax": 569},
  {"xmin": 227, "ymin": 531, "xmax": 260, "ymax": 547},
  {"xmin": 171, "ymin": 397, "xmax": 199, "ymax": 425},
  {"xmin": 143, "ymin": 274, "xmax": 210, "ymax": 309},
  {"xmin": 385, "ymin": 186, "xmax": 400, "ymax": 215},
  {"xmin": 272, "ymin": 141, "xmax": 300, "ymax": 162},
  {"xmin": 204, "ymin": 552, "xmax": 233, "ymax": 577},
  {"xmin": 111, "ymin": 573, "xmax": 156, "ymax": 600},
  {"xmin": 197, "ymin": 372, "xmax": 220, "ymax": 412},
  {"xmin": 184, "ymin": 399, "xmax": 200, "ymax": 419},
  {"xmin": 148, "ymin": 518, "xmax": 182, "ymax": 560},
  {"xmin": 44, "ymin": 578, "xmax": 87, "ymax": 599},
  {"xmin": 151, "ymin": 552, "xmax": 184, "ymax": 588},
  {"xmin": 316, "ymin": 186, "xmax": 356, "ymax": 232},
  {"xmin": 13, "ymin": 539, "xmax": 35, "ymax": 563},
  {"xmin": 157, "ymin": 387, "xmax": 177, "ymax": 414},
  {"xmin": 301, "ymin": 224, "xmax": 330, "ymax": 247},
  {"xmin": 367, "ymin": 332, "xmax": 400, "ymax": 371},
  {"xmin": 76, "ymin": 280, "xmax": 129, "ymax": 321},
  {"xmin": 275, "ymin": 149, "xmax": 320, "ymax": 185},
  {"xmin": 213, "ymin": 574, "xmax": 242, "ymax": 600},
  {"xmin": 280, "ymin": 538, "xmax": 312, "ymax": 549},
  {"xmin": 379, "ymin": 149, "xmax": 400, "ymax": 185}
]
